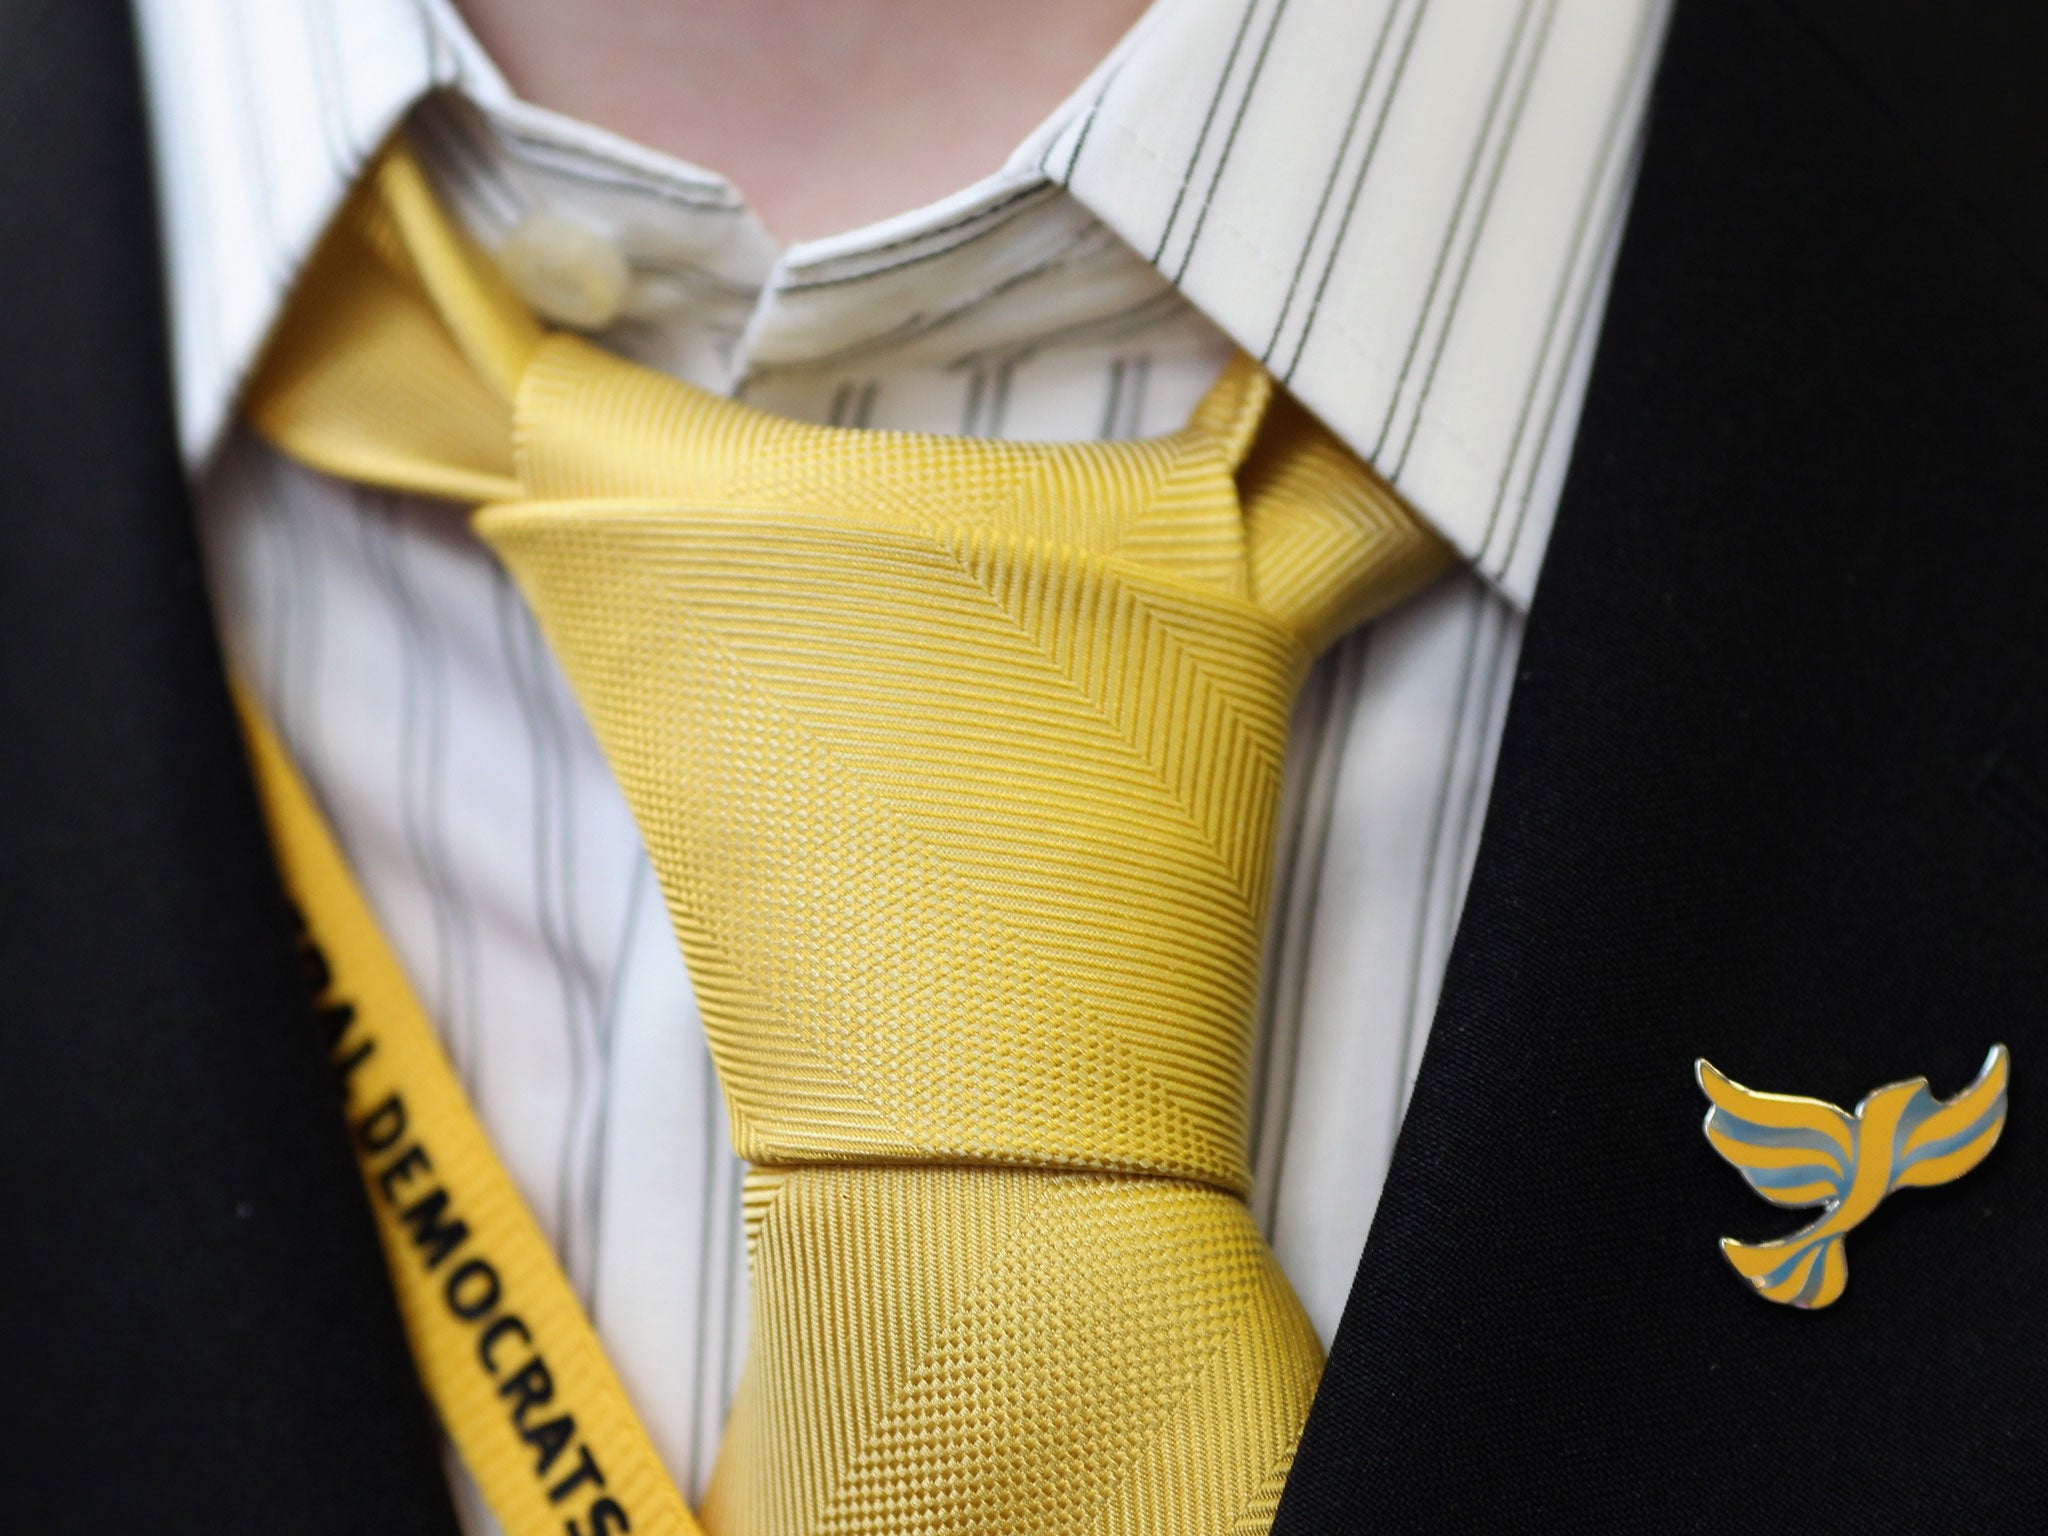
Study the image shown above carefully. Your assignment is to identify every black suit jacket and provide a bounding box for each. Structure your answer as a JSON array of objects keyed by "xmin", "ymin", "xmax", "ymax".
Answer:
[{"xmin": 5, "ymin": 2, "xmax": 2044, "ymax": 1531}]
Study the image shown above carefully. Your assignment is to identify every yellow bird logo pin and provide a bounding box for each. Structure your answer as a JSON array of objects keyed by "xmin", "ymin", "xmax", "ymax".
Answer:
[{"xmin": 1695, "ymin": 1045, "xmax": 2010, "ymax": 1308}]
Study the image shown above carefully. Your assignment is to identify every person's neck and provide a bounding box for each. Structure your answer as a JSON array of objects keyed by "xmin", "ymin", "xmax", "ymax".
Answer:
[{"xmin": 452, "ymin": 0, "xmax": 1154, "ymax": 244}]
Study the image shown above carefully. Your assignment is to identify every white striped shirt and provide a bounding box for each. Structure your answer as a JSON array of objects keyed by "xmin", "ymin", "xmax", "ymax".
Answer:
[{"xmin": 132, "ymin": 0, "xmax": 1668, "ymax": 1516}]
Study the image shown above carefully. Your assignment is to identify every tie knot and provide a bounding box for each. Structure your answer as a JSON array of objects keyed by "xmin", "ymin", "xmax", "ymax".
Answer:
[
  {"xmin": 247, "ymin": 138, "xmax": 1454, "ymax": 1196},
  {"xmin": 485, "ymin": 352, "xmax": 1308, "ymax": 1192}
]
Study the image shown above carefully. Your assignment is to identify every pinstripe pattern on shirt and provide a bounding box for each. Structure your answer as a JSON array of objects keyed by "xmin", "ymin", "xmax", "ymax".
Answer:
[{"xmin": 133, "ymin": 0, "xmax": 1667, "ymax": 1519}]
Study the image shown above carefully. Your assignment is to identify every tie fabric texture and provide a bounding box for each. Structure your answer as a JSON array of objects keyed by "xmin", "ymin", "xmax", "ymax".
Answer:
[{"xmin": 245, "ymin": 140, "xmax": 1451, "ymax": 1535}]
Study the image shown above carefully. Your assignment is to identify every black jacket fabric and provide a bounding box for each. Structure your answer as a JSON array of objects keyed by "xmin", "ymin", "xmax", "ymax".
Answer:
[
  {"xmin": 1276, "ymin": 1, "xmax": 2048, "ymax": 1530},
  {"xmin": 3, "ymin": 1, "xmax": 2043, "ymax": 1531},
  {"xmin": 0, "ymin": 2, "xmax": 459, "ymax": 1530}
]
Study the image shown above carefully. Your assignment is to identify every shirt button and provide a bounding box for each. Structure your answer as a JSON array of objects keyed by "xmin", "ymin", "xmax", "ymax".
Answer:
[{"xmin": 496, "ymin": 212, "xmax": 631, "ymax": 330}]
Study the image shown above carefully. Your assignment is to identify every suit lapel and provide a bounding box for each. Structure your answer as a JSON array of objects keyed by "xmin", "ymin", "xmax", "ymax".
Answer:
[
  {"xmin": 1278, "ymin": 0, "xmax": 2048, "ymax": 1527},
  {"xmin": 0, "ymin": 2, "xmax": 459, "ymax": 1529}
]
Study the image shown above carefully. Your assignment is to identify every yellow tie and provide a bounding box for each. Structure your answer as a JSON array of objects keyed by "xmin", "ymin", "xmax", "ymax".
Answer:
[{"xmin": 246, "ymin": 140, "xmax": 1452, "ymax": 1536}]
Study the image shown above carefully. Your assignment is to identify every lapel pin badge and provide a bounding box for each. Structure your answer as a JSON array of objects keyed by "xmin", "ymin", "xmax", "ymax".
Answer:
[{"xmin": 1695, "ymin": 1044, "xmax": 2009, "ymax": 1309}]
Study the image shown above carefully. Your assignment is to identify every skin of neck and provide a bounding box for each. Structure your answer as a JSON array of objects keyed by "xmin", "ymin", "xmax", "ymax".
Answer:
[{"xmin": 452, "ymin": 0, "xmax": 1154, "ymax": 243}]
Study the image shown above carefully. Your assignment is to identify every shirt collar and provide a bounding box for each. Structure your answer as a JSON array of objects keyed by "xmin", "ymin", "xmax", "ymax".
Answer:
[{"xmin": 131, "ymin": 0, "xmax": 1667, "ymax": 606}]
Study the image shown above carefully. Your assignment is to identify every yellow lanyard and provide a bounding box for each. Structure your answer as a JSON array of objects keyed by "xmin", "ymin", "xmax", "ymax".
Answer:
[{"xmin": 237, "ymin": 689, "xmax": 702, "ymax": 1536}]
